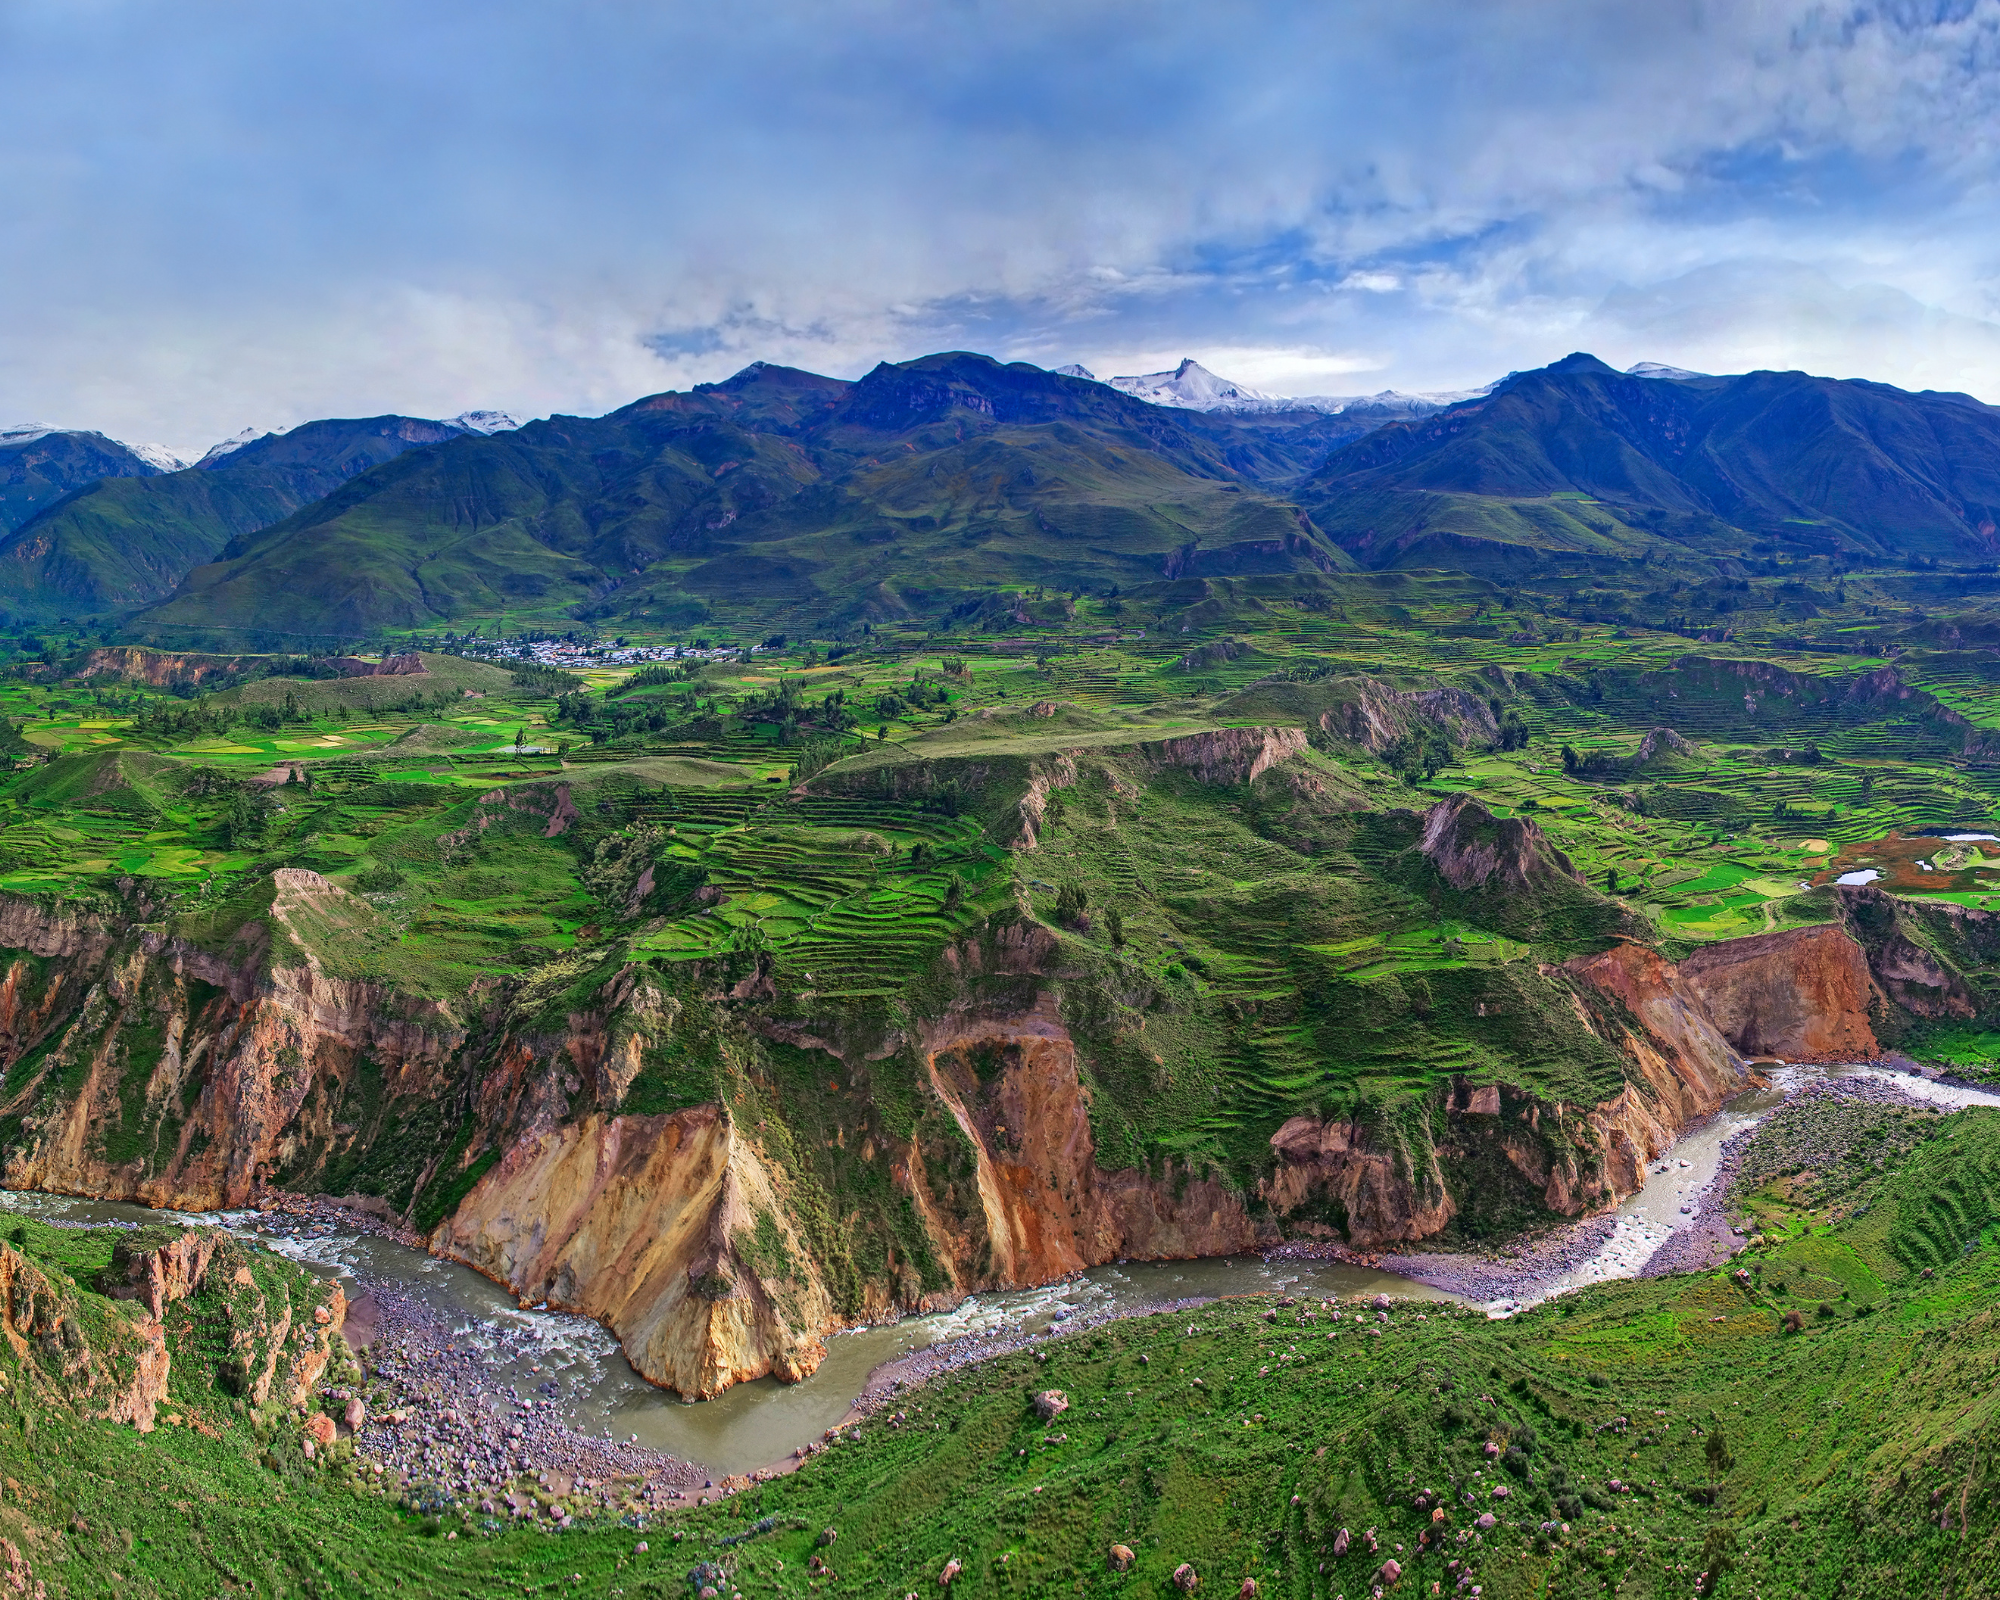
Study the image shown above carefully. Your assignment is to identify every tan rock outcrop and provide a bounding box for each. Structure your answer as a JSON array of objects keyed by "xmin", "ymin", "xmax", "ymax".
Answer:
[
  {"xmin": 434, "ymin": 1107, "xmax": 833, "ymax": 1399},
  {"xmin": 1140, "ymin": 726, "xmax": 1308, "ymax": 788},
  {"xmin": 1420, "ymin": 795, "xmax": 1585, "ymax": 892},
  {"xmin": 1261, "ymin": 1114, "xmax": 1456, "ymax": 1247},
  {"xmin": 913, "ymin": 1001, "xmax": 1260, "ymax": 1284},
  {"xmin": 1678, "ymin": 924, "xmax": 1880, "ymax": 1059},
  {"xmin": 0, "ymin": 1230, "xmax": 342, "ymax": 1432}
]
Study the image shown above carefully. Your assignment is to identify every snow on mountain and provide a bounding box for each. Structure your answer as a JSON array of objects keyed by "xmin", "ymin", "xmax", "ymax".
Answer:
[
  {"xmin": 196, "ymin": 425, "xmax": 286, "ymax": 467},
  {"xmin": 1079, "ymin": 359, "xmax": 1496, "ymax": 419},
  {"xmin": 1053, "ymin": 364, "xmax": 1097, "ymax": 380},
  {"xmin": 1625, "ymin": 361, "xmax": 1710, "ymax": 381},
  {"xmin": 1107, "ymin": 359, "xmax": 1275, "ymax": 409},
  {"xmin": 5, "ymin": 423, "xmax": 184, "ymax": 471},
  {"xmin": 447, "ymin": 410, "xmax": 524, "ymax": 434},
  {"xmin": 123, "ymin": 441, "xmax": 189, "ymax": 472},
  {"xmin": 1293, "ymin": 385, "xmax": 1495, "ymax": 417}
]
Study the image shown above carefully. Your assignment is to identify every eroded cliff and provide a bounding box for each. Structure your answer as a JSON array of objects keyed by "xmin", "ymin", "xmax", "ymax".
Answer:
[{"xmin": 0, "ymin": 757, "xmax": 1979, "ymax": 1402}]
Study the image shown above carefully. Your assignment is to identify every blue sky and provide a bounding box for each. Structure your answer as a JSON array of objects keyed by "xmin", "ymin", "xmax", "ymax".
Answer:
[{"xmin": 6, "ymin": 0, "xmax": 2000, "ymax": 454}]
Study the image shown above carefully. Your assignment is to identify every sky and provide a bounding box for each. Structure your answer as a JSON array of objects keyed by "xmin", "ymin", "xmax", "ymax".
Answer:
[{"xmin": 7, "ymin": 0, "xmax": 2000, "ymax": 456}]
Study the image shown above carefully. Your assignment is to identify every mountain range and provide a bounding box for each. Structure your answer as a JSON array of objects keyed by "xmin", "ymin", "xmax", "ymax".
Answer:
[
  {"xmin": 0, "ymin": 412, "xmax": 523, "ymax": 623},
  {"xmin": 1, "ymin": 424, "xmax": 179, "ymax": 535},
  {"xmin": 1066, "ymin": 356, "xmax": 1492, "ymax": 419},
  {"xmin": 1300, "ymin": 351, "xmax": 2000, "ymax": 572},
  {"xmin": 9, "ymin": 349, "xmax": 2000, "ymax": 641}
]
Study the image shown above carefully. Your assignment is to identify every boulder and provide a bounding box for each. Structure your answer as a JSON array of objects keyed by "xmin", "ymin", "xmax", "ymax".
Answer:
[
  {"xmin": 303, "ymin": 1413, "xmax": 337, "ymax": 1450},
  {"xmin": 1476, "ymin": 1513, "xmax": 1496, "ymax": 1530},
  {"xmin": 1173, "ymin": 1563, "xmax": 1200, "ymax": 1591},
  {"xmin": 1333, "ymin": 1529, "xmax": 1351, "ymax": 1556},
  {"xmin": 1033, "ymin": 1390, "xmax": 1070, "ymax": 1421},
  {"xmin": 1376, "ymin": 1559, "xmax": 1402, "ymax": 1586},
  {"xmin": 343, "ymin": 1397, "xmax": 368, "ymax": 1432},
  {"xmin": 939, "ymin": 1558, "xmax": 961, "ymax": 1585},
  {"xmin": 1109, "ymin": 1545, "xmax": 1136, "ymax": 1572},
  {"xmin": 1237, "ymin": 1580, "xmax": 1258, "ymax": 1598}
]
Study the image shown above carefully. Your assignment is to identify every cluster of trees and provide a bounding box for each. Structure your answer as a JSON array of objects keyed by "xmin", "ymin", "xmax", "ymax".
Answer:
[
  {"xmin": 552, "ymin": 689, "xmax": 701, "ymax": 744},
  {"xmin": 1384, "ymin": 724, "xmax": 1454, "ymax": 782},
  {"xmin": 610, "ymin": 664, "xmax": 691, "ymax": 695},
  {"xmin": 130, "ymin": 697, "xmax": 239, "ymax": 740}
]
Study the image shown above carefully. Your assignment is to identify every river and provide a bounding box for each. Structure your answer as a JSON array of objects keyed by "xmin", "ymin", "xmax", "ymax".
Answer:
[
  {"xmin": 1516, "ymin": 1060, "xmax": 2000, "ymax": 1309},
  {"xmin": 10, "ymin": 1059, "xmax": 1995, "ymax": 1476},
  {"xmin": 0, "ymin": 1187, "xmax": 1448, "ymax": 1477}
]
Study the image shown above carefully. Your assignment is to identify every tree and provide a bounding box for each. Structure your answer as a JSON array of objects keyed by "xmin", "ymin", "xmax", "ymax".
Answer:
[
  {"xmin": 1606, "ymin": 867, "xmax": 1619, "ymax": 892},
  {"xmin": 1107, "ymin": 907, "xmax": 1125, "ymax": 948},
  {"xmin": 223, "ymin": 788, "xmax": 267, "ymax": 849},
  {"xmin": 1055, "ymin": 882, "xmax": 1088, "ymax": 928},
  {"xmin": 1697, "ymin": 1525, "xmax": 1735, "ymax": 1595},
  {"xmin": 1560, "ymin": 744, "xmax": 1579, "ymax": 774},
  {"xmin": 1705, "ymin": 1425, "xmax": 1735, "ymax": 1484},
  {"xmin": 513, "ymin": 726, "xmax": 528, "ymax": 752}
]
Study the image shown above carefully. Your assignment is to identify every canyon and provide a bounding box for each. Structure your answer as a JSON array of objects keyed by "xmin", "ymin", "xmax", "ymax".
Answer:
[{"xmin": 0, "ymin": 845, "xmax": 1950, "ymax": 1400}]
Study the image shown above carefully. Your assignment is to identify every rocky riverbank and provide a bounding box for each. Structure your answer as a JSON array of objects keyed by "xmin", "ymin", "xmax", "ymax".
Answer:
[
  {"xmin": 1642, "ymin": 1072, "xmax": 1938, "ymax": 1275},
  {"xmin": 343, "ymin": 1278, "xmax": 708, "ymax": 1525}
]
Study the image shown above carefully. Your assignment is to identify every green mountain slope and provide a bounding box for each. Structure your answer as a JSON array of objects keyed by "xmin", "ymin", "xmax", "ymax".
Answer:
[
  {"xmin": 0, "ymin": 416, "xmax": 475, "ymax": 619},
  {"xmin": 136, "ymin": 354, "xmax": 1351, "ymax": 645},
  {"xmin": 0, "ymin": 427, "xmax": 164, "ymax": 534},
  {"xmin": 1305, "ymin": 352, "xmax": 2000, "ymax": 570}
]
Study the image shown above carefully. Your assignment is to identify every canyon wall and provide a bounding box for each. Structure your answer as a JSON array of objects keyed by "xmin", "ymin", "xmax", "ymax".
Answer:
[
  {"xmin": 0, "ymin": 861, "xmax": 1968, "ymax": 1401},
  {"xmin": 1678, "ymin": 923, "xmax": 1882, "ymax": 1059}
]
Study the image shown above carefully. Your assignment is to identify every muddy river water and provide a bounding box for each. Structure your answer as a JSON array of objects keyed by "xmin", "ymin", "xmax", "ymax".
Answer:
[{"xmin": 6, "ymin": 1059, "xmax": 1997, "ymax": 1476}]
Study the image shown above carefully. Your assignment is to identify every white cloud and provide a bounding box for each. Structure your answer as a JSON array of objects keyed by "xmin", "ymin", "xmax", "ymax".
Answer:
[{"xmin": 6, "ymin": 1, "xmax": 2000, "ymax": 435}]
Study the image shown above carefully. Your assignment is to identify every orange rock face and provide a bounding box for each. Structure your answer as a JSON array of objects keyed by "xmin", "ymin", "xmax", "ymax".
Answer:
[
  {"xmin": 434, "ymin": 1106, "xmax": 834, "ymax": 1400},
  {"xmin": 1678, "ymin": 924, "xmax": 1881, "ymax": 1059}
]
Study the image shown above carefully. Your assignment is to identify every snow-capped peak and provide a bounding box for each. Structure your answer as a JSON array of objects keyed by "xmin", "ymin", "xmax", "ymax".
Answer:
[
  {"xmin": 447, "ymin": 410, "xmax": 524, "ymax": 435},
  {"xmin": 1053, "ymin": 364, "xmax": 1097, "ymax": 380},
  {"xmin": 1625, "ymin": 361, "xmax": 1709, "ymax": 381},
  {"xmin": 124, "ymin": 441, "xmax": 189, "ymax": 472},
  {"xmin": 1108, "ymin": 359, "xmax": 1275, "ymax": 409},
  {"xmin": 196, "ymin": 425, "xmax": 285, "ymax": 468},
  {"xmin": 3, "ymin": 423, "xmax": 185, "ymax": 471}
]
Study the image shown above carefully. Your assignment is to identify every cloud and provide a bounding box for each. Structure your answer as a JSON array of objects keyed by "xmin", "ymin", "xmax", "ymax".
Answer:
[{"xmin": 6, "ymin": 0, "xmax": 2000, "ymax": 445}]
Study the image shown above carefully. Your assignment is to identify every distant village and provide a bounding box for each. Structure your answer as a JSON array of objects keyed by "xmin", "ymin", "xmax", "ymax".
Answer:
[{"xmin": 469, "ymin": 638, "xmax": 759, "ymax": 670}]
